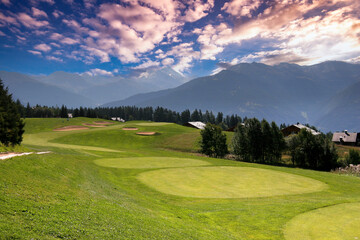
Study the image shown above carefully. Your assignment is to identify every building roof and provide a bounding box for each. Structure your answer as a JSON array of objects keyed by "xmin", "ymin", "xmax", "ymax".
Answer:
[
  {"xmin": 281, "ymin": 123, "xmax": 321, "ymax": 136},
  {"xmin": 332, "ymin": 132, "xmax": 359, "ymax": 143},
  {"xmin": 186, "ymin": 121, "xmax": 206, "ymax": 130},
  {"xmin": 294, "ymin": 123, "xmax": 321, "ymax": 135}
]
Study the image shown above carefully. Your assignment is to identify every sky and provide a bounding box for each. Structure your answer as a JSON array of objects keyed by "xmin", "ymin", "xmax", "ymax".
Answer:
[{"xmin": 0, "ymin": 0, "xmax": 359, "ymax": 78}]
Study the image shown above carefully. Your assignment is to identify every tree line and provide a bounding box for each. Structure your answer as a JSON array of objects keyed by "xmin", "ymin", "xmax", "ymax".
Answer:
[
  {"xmin": 201, "ymin": 118, "xmax": 340, "ymax": 171},
  {"xmin": 16, "ymin": 103, "xmax": 245, "ymax": 129}
]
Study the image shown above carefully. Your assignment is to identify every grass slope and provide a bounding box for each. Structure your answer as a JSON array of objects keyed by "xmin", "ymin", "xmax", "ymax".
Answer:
[{"xmin": 1, "ymin": 118, "xmax": 360, "ymax": 239}]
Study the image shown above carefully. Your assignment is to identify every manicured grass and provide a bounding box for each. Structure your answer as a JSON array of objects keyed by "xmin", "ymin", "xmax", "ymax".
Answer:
[
  {"xmin": 94, "ymin": 157, "xmax": 209, "ymax": 169},
  {"xmin": 137, "ymin": 166, "xmax": 327, "ymax": 198},
  {"xmin": 135, "ymin": 122, "xmax": 173, "ymax": 126},
  {"xmin": 2, "ymin": 118, "xmax": 360, "ymax": 239},
  {"xmin": 283, "ymin": 202, "xmax": 360, "ymax": 240}
]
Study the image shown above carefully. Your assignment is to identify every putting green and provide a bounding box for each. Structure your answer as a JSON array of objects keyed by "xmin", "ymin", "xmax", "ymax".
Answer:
[
  {"xmin": 135, "ymin": 122, "xmax": 172, "ymax": 126},
  {"xmin": 94, "ymin": 157, "xmax": 209, "ymax": 169},
  {"xmin": 137, "ymin": 166, "xmax": 327, "ymax": 198},
  {"xmin": 283, "ymin": 202, "xmax": 360, "ymax": 240}
]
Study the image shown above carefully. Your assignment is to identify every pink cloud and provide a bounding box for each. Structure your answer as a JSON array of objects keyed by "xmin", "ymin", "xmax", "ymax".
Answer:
[
  {"xmin": 60, "ymin": 37, "xmax": 80, "ymax": 45},
  {"xmin": 34, "ymin": 43, "xmax": 51, "ymax": 52},
  {"xmin": 17, "ymin": 13, "xmax": 49, "ymax": 28},
  {"xmin": 28, "ymin": 50, "xmax": 42, "ymax": 55},
  {"xmin": 1, "ymin": 0, "xmax": 10, "ymax": 6},
  {"xmin": 32, "ymin": 7, "xmax": 48, "ymax": 18},
  {"xmin": 52, "ymin": 10, "xmax": 63, "ymax": 18}
]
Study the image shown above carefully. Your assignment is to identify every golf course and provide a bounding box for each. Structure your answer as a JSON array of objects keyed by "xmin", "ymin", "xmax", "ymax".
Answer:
[{"xmin": 1, "ymin": 117, "xmax": 360, "ymax": 239}]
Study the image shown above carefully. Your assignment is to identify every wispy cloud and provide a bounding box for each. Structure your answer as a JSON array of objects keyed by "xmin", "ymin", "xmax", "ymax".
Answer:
[{"xmin": 34, "ymin": 43, "xmax": 51, "ymax": 52}]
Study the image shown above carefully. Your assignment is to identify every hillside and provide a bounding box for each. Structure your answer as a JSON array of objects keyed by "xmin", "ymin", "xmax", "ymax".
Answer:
[
  {"xmin": 104, "ymin": 61, "xmax": 360, "ymax": 132},
  {"xmin": 1, "ymin": 118, "xmax": 360, "ymax": 239}
]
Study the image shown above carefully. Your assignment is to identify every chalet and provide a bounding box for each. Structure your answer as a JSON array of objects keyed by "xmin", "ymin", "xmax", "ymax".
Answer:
[
  {"xmin": 184, "ymin": 121, "xmax": 206, "ymax": 130},
  {"xmin": 281, "ymin": 123, "xmax": 321, "ymax": 137},
  {"xmin": 332, "ymin": 131, "xmax": 360, "ymax": 146}
]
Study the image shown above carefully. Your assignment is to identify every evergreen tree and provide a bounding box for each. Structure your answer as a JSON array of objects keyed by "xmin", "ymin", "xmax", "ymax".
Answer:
[
  {"xmin": 60, "ymin": 105, "xmax": 68, "ymax": 118},
  {"xmin": 216, "ymin": 112, "xmax": 223, "ymax": 125},
  {"xmin": 232, "ymin": 123, "xmax": 250, "ymax": 161},
  {"xmin": 181, "ymin": 109, "xmax": 191, "ymax": 124},
  {"xmin": 200, "ymin": 123, "xmax": 228, "ymax": 158},
  {"xmin": 0, "ymin": 79, "xmax": 25, "ymax": 146}
]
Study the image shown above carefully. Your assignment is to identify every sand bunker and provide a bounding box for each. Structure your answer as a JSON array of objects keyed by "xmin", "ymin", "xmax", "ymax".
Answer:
[
  {"xmin": 136, "ymin": 132, "xmax": 156, "ymax": 136},
  {"xmin": 53, "ymin": 125, "xmax": 89, "ymax": 131},
  {"xmin": 122, "ymin": 127, "xmax": 138, "ymax": 130}
]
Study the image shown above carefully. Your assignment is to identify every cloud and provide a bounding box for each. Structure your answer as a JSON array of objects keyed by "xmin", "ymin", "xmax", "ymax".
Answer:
[
  {"xmin": 0, "ymin": 12, "xmax": 18, "ymax": 26},
  {"xmin": 182, "ymin": 0, "xmax": 215, "ymax": 22},
  {"xmin": 28, "ymin": 50, "xmax": 42, "ymax": 55},
  {"xmin": 222, "ymin": 0, "xmax": 261, "ymax": 18},
  {"xmin": 193, "ymin": 0, "xmax": 360, "ymax": 65},
  {"xmin": 32, "ymin": 7, "xmax": 48, "ymax": 18},
  {"xmin": 81, "ymin": 45, "xmax": 110, "ymax": 63},
  {"xmin": 50, "ymin": 33, "xmax": 63, "ymax": 40},
  {"xmin": 83, "ymin": 68, "xmax": 113, "ymax": 76},
  {"xmin": 30, "ymin": 0, "xmax": 55, "ymax": 5},
  {"xmin": 17, "ymin": 13, "xmax": 49, "ymax": 28},
  {"xmin": 132, "ymin": 60, "xmax": 160, "ymax": 69},
  {"xmin": 60, "ymin": 37, "xmax": 80, "ymax": 45},
  {"xmin": 0, "ymin": 30, "xmax": 6, "ymax": 36},
  {"xmin": 52, "ymin": 10, "xmax": 63, "ymax": 18},
  {"xmin": 162, "ymin": 58, "xmax": 174, "ymax": 66},
  {"xmin": 166, "ymin": 42, "xmax": 201, "ymax": 73},
  {"xmin": 34, "ymin": 43, "xmax": 51, "ymax": 52},
  {"xmin": 46, "ymin": 56, "xmax": 63, "ymax": 62},
  {"xmin": 1, "ymin": 0, "xmax": 10, "ymax": 6}
]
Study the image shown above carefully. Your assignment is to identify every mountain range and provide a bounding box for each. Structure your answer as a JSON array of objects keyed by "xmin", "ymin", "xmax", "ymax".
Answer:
[
  {"xmin": 0, "ymin": 67, "xmax": 186, "ymax": 107},
  {"xmin": 1, "ymin": 61, "xmax": 359, "ymax": 132},
  {"xmin": 103, "ymin": 61, "xmax": 360, "ymax": 132}
]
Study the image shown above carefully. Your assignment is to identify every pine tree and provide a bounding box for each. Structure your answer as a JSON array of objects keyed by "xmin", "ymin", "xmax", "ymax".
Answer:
[
  {"xmin": 200, "ymin": 123, "xmax": 228, "ymax": 158},
  {"xmin": 0, "ymin": 79, "xmax": 25, "ymax": 146}
]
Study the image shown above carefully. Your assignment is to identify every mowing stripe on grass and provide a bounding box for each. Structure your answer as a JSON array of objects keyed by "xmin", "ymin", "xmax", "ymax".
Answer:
[
  {"xmin": 137, "ymin": 166, "xmax": 327, "ymax": 198},
  {"xmin": 135, "ymin": 122, "xmax": 172, "ymax": 126},
  {"xmin": 283, "ymin": 202, "xmax": 360, "ymax": 240},
  {"xmin": 94, "ymin": 157, "xmax": 209, "ymax": 169}
]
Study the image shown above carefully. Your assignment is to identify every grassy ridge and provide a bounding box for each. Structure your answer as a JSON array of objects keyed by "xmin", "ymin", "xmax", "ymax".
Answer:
[{"xmin": 1, "ymin": 118, "xmax": 360, "ymax": 239}]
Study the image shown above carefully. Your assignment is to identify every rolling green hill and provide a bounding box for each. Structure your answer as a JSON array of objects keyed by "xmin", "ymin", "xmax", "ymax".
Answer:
[{"xmin": 1, "ymin": 118, "xmax": 360, "ymax": 239}]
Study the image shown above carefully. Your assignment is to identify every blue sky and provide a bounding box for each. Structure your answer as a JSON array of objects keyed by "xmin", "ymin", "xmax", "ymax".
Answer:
[{"xmin": 0, "ymin": 0, "xmax": 359, "ymax": 78}]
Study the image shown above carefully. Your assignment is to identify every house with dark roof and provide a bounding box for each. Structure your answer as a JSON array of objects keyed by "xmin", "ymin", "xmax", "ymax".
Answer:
[
  {"xmin": 332, "ymin": 131, "xmax": 360, "ymax": 146},
  {"xmin": 281, "ymin": 123, "xmax": 321, "ymax": 137}
]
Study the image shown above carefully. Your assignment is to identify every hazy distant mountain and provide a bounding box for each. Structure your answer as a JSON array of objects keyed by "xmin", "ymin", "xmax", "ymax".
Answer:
[
  {"xmin": 0, "ymin": 71, "xmax": 94, "ymax": 107},
  {"xmin": 315, "ymin": 81, "xmax": 360, "ymax": 132},
  {"xmin": 1, "ymin": 66, "xmax": 186, "ymax": 106},
  {"xmin": 82, "ymin": 67, "xmax": 186, "ymax": 105},
  {"xmin": 36, "ymin": 71, "xmax": 91, "ymax": 94},
  {"xmin": 104, "ymin": 61, "xmax": 360, "ymax": 132}
]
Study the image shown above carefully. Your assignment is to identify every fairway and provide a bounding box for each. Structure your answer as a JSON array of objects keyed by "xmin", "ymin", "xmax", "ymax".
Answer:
[
  {"xmin": 3, "ymin": 118, "xmax": 360, "ymax": 239},
  {"xmin": 135, "ymin": 122, "xmax": 172, "ymax": 126},
  {"xmin": 138, "ymin": 166, "xmax": 327, "ymax": 198},
  {"xmin": 94, "ymin": 157, "xmax": 209, "ymax": 169},
  {"xmin": 284, "ymin": 202, "xmax": 360, "ymax": 240}
]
